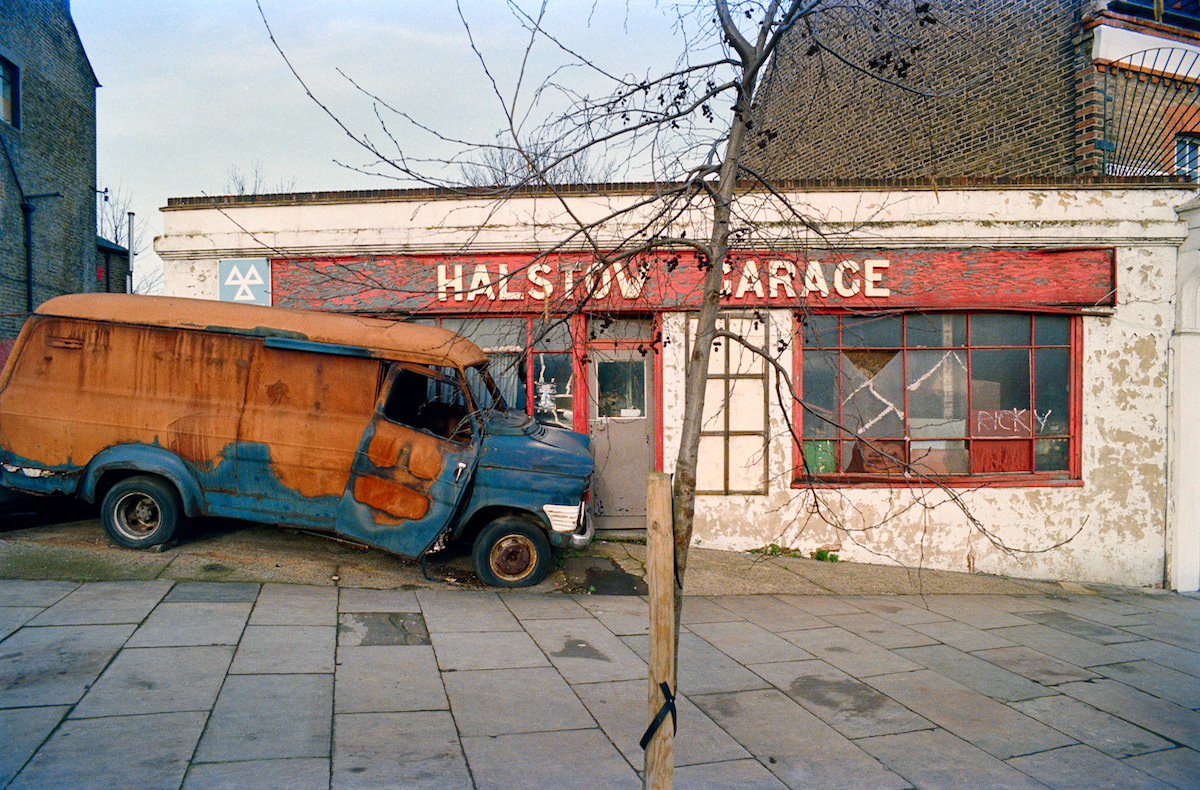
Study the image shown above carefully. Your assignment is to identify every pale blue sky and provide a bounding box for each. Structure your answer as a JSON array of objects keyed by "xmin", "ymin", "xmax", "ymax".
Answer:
[{"xmin": 71, "ymin": 1, "xmax": 691, "ymax": 281}]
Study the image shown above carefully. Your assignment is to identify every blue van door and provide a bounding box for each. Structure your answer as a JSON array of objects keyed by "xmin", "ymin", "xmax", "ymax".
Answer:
[{"xmin": 336, "ymin": 363, "xmax": 478, "ymax": 558}]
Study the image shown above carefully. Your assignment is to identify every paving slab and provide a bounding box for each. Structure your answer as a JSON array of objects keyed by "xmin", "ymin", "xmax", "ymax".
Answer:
[
  {"xmin": 1124, "ymin": 747, "xmax": 1200, "ymax": 789},
  {"xmin": 750, "ymin": 658, "xmax": 931, "ymax": 738},
  {"xmin": 28, "ymin": 579, "xmax": 172, "ymax": 625},
  {"xmin": 681, "ymin": 595, "xmax": 753, "ymax": 623},
  {"xmin": 573, "ymin": 678, "xmax": 751, "ymax": 767},
  {"xmin": 830, "ymin": 611, "xmax": 940, "ymax": 649},
  {"xmin": 1024, "ymin": 609, "xmax": 1145, "ymax": 644},
  {"xmin": 1115, "ymin": 637, "xmax": 1200, "ymax": 679},
  {"xmin": 623, "ymin": 632, "xmax": 770, "ymax": 694},
  {"xmin": 1123, "ymin": 615, "xmax": 1200, "ymax": 652},
  {"xmin": 334, "ymin": 644, "xmax": 446, "ymax": 713},
  {"xmin": 0, "ymin": 579, "xmax": 78, "ymax": 606},
  {"xmin": 848, "ymin": 595, "xmax": 953, "ymax": 625},
  {"xmin": 415, "ymin": 589, "xmax": 521, "ymax": 632},
  {"xmin": 688, "ymin": 619, "xmax": 814, "ymax": 665},
  {"xmin": 337, "ymin": 611, "xmax": 430, "ymax": 647},
  {"xmin": 894, "ymin": 644, "xmax": 1052, "ymax": 701},
  {"xmin": 0, "ymin": 705, "xmax": 69, "ymax": 787},
  {"xmin": 574, "ymin": 593, "xmax": 650, "ymax": 635},
  {"xmin": 673, "ymin": 759, "xmax": 789, "ymax": 789},
  {"xmin": 708, "ymin": 594, "xmax": 828, "ymax": 632},
  {"xmin": 864, "ymin": 669, "xmax": 1075, "ymax": 759},
  {"xmin": 0, "ymin": 623, "xmax": 134, "ymax": 707},
  {"xmin": 780, "ymin": 626, "xmax": 922, "ymax": 677},
  {"xmin": 693, "ymin": 687, "xmax": 909, "ymax": 789},
  {"xmin": 182, "ymin": 758, "xmax": 330, "ymax": 790},
  {"xmin": 971, "ymin": 645, "xmax": 1100, "ymax": 685},
  {"xmin": 499, "ymin": 591, "xmax": 590, "ymax": 620},
  {"xmin": 1095, "ymin": 659, "xmax": 1200, "ymax": 708},
  {"xmin": 895, "ymin": 594, "xmax": 1034, "ymax": 629},
  {"xmin": 194, "ymin": 673, "xmax": 333, "ymax": 762},
  {"xmin": 332, "ymin": 711, "xmax": 470, "ymax": 790},
  {"xmin": 522, "ymin": 617, "xmax": 646, "ymax": 683},
  {"xmin": 0, "ymin": 606, "xmax": 40, "ymax": 640},
  {"xmin": 855, "ymin": 729, "xmax": 1047, "ymax": 790},
  {"xmin": 461, "ymin": 729, "xmax": 640, "ymax": 790},
  {"xmin": 128, "ymin": 601, "xmax": 252, "ymax": 646},
  {"xmin": 1058, "ymin": 678, "xmax": 1200, "ymax": 751},
  {"xmin": 338, "ymin": 587, "xmax": 419, "ymax": 613},
  {"xmin": 1030, "ymin": 593, "xmax": 1160, "ymax": 626},
  {"xmin": 1006, "ymin": 743, "xmax": 1174, "ymax": 790},
  {"xmin": 988, "ymin": 623, "xmax": 1135, "ymax": 667},
  {"xmin": 231, "ymin": 625, "xmax": 336, "ymax": 673},
  {"xmin": 430, "ymin": 629, "xmax": 549, "ymax": 671},
  {"xmin": 443, "ymin": 666, "xmax": 594, "ymax": 736},
  {"xmin": 771, "ymin": 593, "xmax": 864, "ymax": 616},
  {"xmin": 8, "ymin": 711, "xmax": 207, "ymax": 790},
  {"xmin": 1010, "ymin": 694, "xmax": 1175, "ymax": 758},
  {"xmin": 164, "ymin": 581, "xmax": 260, "ymax": 603},
  {"xmin": 249, "ymin": 583, "xmax": 338, "ymax": 626},
  {"xmin": 908, "ymin": 618, "xmax": 1018, "ymax": 651},
  {"xmin": 71, "ymin": 645, "xmax": 234, "ymax": 717}
]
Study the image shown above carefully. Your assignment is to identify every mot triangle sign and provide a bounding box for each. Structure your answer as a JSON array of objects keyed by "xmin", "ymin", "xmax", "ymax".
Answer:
[{"xmin": 218, "ymin": 259, "xmax": 271, "ymax": 305}]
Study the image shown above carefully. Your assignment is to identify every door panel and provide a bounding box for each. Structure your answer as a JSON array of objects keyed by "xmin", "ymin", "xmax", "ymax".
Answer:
[{"xmin": 337, "ymin": 364, "xmax": 477, "ymax": 558}]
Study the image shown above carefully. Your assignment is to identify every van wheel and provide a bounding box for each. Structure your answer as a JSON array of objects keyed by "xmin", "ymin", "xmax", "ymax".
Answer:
[
  {"xmin": 472, "ymin": 517, "xmax": 551, "ymax": 588},
  {"xmin": 101, "ymin": 476, "xmax": 182, "ymax": 549}
]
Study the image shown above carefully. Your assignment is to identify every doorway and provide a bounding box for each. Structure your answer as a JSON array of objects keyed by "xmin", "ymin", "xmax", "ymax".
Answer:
[{"xmin": 586, "ymin": 319, "xmax": 656, "ymax": 532}]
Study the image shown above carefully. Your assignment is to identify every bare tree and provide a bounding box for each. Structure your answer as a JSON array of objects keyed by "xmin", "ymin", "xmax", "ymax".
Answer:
[
  {"xmin": 459, "ymin": 133, "xmax": 611, "ymax": 187},
  {"xmin": 96, "ymin": 179, "xmax": 165, "ymax": 294},
  {"xmin": 258, "ymin": 0, "xmax": 1067, "ymax": 712},
  {"xmin": 96, "ymin": 180, "xmax": 146, "ymax": 255},
  {"xmin": 226, "ymin": 159, "xmax": 297, "ymax": 195}
]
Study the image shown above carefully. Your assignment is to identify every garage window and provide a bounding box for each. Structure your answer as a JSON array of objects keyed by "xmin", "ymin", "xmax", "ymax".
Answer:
[{"xmin": 796, "ymin": 312, "xmax": 1078, "ymax": 483}]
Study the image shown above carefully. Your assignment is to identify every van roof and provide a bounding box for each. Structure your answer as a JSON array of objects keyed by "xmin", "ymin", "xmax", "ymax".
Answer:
[{"xmin": 35, "ymin": 294, "xmax": 489, "ymax": 368}]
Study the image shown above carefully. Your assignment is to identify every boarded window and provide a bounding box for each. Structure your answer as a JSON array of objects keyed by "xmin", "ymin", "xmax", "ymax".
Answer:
[{"xmin": 689, "ymin": 313, "xmax": 770, "ymax": 495}]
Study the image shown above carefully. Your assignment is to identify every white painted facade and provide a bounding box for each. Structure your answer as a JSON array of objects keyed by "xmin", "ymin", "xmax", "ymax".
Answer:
[{"xmin": 156, "ymin": 183, "xmax": 1200, "ymax": 589}]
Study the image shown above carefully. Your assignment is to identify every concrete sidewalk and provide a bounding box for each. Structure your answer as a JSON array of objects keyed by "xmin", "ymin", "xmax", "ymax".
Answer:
[{"xmin": 2, "ymin": 575, "xmax": 1199, "ymax": 789}]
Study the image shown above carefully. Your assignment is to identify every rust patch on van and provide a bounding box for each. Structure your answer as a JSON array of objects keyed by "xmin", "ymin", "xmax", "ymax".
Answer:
[
  {"xmin": 365, "ymin": 421, "xmax": 445, "ymax": 481},
  {"xmin": 354, "ymin": 475, "xmax": 430, "ymax": 520}
]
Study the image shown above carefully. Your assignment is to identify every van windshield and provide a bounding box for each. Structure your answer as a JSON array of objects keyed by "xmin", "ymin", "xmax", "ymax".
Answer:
[{"xmin": 465, "ymin": 363, "xmax": 508, "ymax": 413}]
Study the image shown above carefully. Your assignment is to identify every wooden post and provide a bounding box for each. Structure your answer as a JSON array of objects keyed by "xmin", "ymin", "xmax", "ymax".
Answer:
[{"xmin": 644, "ymin": 471, "xmax": 675, "ymax": 790}]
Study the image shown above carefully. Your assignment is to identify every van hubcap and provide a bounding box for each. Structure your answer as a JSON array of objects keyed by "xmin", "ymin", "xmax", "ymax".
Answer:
[
  {"xmin": 114, "ymin": 493, "xmax": 161, "ymax": 538},
  {"xmin": 490, "ymin": 535, "xmax": 535, "ymax": 581}
]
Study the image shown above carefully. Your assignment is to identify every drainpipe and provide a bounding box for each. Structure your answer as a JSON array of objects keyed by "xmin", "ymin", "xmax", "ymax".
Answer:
[
  {"xmin": 2, "ymin": 133, "xmax": 60, "ymax": 314},
  {"xmin": 17, "ymin": 193, "xmax": 62, "ymax": 311}
]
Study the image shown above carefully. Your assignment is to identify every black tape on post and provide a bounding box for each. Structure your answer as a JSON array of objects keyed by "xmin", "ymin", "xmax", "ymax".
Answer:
[{"xmin": 639, "ymin": 681, "xmax": 678, "ymax": 750}]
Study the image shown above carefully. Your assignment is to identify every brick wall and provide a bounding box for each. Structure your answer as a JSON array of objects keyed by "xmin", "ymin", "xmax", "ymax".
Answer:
[
  {"xmin": 744, "ymin": 0, "xmax": 1090, "ymax": 180},
  {"xmin": 0, "ymin": 0, "xmax": 97, "ymax": 338}
]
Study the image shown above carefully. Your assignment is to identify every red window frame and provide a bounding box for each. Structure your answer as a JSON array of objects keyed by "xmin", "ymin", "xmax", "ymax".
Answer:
[{"xmin": 791, "ymin": 310, "xmax": 1083, "ymax": 487}]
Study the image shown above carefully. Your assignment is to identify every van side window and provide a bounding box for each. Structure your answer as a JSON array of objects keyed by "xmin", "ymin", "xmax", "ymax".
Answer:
[{"xmin": 383, "ymin": 365, "xmax": 473, "ymax": 442}]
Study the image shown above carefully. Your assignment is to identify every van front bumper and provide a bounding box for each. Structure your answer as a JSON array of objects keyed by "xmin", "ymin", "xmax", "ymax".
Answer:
[{"xmin": 543, "ymin": 502, "xmax": 593, "ymax": 550}]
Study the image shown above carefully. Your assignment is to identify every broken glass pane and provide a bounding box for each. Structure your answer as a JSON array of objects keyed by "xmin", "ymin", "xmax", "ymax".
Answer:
[
  {"xmin": 841, "ymin": 350, "xmax": 903, "ymax": 437},
  {"xmin": 907, "ymin": 349, "xmax": 967, "ymax": 438}
]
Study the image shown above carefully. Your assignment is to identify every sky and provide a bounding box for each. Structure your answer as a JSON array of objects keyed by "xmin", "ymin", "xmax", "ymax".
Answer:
[{"xmin": 70, "ymin": 1, "xmax": 693, "ymax": 287}]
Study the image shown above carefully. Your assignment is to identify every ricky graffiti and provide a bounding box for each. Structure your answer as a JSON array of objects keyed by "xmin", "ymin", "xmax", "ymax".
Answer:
[{"xmin": 973, "ymin": 408, "xmax": 1055, "ymax": 437}]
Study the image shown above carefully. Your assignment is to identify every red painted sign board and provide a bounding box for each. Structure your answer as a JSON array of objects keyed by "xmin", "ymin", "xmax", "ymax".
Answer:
[{"xmin": 271, "ymin": 248, "xmax": 1115, "ymax": 314}]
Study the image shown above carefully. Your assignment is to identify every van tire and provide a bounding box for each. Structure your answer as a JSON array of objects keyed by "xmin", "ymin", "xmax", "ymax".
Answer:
[
  {"xmin": 101, "ymin": 476, "xmax": 182, "ymax": 549},
  {"xmin": 472, "ymin": 517, "xmax": 551, "ymax": 588}
]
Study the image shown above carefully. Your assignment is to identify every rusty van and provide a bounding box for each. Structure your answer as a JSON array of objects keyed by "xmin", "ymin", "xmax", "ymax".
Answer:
[{"xmin": 0, "ymin": 294, "xmax": 593, "ymax": 586}]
